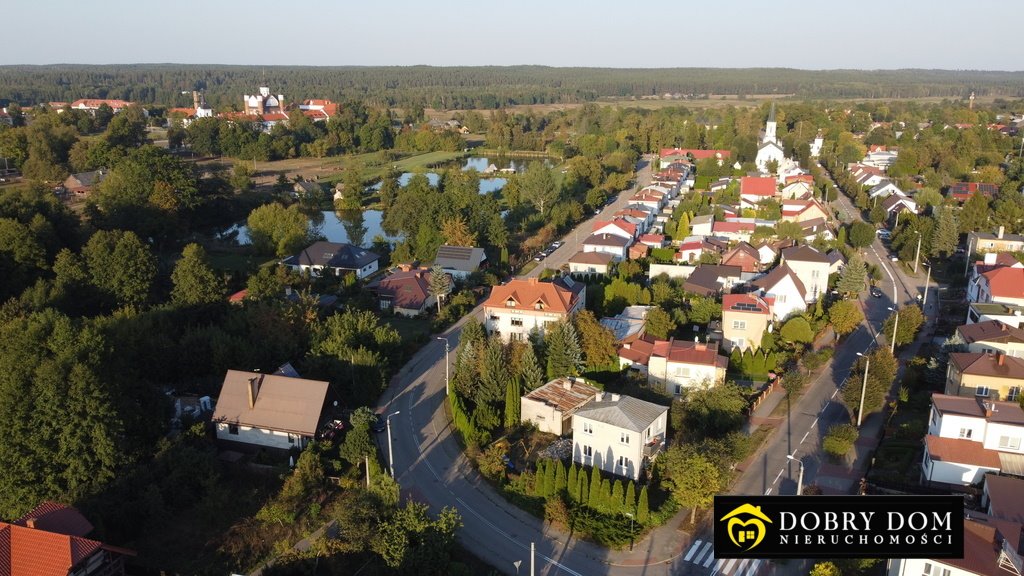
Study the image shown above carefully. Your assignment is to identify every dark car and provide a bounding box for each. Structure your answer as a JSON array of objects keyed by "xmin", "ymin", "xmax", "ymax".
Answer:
[
  {"xmin": 870, "ymin": 286, "xmax": 883, "ymax": 298},
  {"xmin": 370, "ymin": 413, "xmax": 387, "ymax": 433}
]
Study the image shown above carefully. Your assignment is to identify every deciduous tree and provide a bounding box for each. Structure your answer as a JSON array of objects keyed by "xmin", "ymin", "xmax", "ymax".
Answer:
[
  {"xmin": 171, "ymin": 243, "xmax": 223, "ymax": 305},
  {"xmin": 827, "ymin": 300, "xmax": 865, "ymax": 336}
]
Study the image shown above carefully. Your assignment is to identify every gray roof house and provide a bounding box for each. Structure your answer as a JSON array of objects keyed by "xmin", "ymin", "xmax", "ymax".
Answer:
[
  {"xmin": 282, "ymin": 241, "xmax": 381, "ymax": 279},
  {"xmin": 571, "ymin": 392, "xmax": 669, "ymax": 480},
  {"xmin": 434, "ymin": 245, "xmax": 486, "ymax": 279}
]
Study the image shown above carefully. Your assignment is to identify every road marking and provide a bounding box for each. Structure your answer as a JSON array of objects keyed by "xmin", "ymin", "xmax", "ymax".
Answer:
[
  {"xmin": 811, "ymin": 417, "xmax": 819, "ymax": 429},
  {"xmin": 747, "ymin": 559, "xmax": 763, "ymax": 576},
  {"xmin": 703, "ymin": 551, "xmax": 717, "ymax": 568},
  {"xmin": 684, "ymin": 540, "xmax": 703, "ymax": 562},
  {"xmin": 693, "ymin": 542, "xmax": 712, "ymax": 564},
  {"xmin": 764, "ymin": 488, "xmax": 772, "ymax": 495},
  {"xmin": 801, "ymin": 430, "xmax": 810, "ymax": 444},
  {"xmin": 723, "ymin": 557, "xmax": 738, "ymax": 574},
  {"xmin": 773, "ymin": 469, "xmax": 784, "ymax": 485},
  {"xmin": 735, "ymin": 558, "xmax": 751, "ymax": 576},
  {"xmin": 455, "ymin": 497, "xmax": 585, "ymax": 576}
]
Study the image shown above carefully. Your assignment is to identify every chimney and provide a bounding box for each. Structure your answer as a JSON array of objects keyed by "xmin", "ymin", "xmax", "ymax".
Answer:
[
  {"xmin": 562, "ymin": 379, "xmax": 573, "ymax": 390},
  {"xmin": 611, "ymin": 393, "xmax": 621, "ymax": 401},
  {"xmin": 998, "ymin": 353, "xmax": 1006, "ymax": 366},
  {"xmin": 998, "ymin": 226, "xmax": 1005, "ymax": 240},
  {"xmin": 528, "ymin": 277, "xmax": 538, "ymax": 285},
  {"xmin": 984, "ymin": 253, "xmax": 997, "ymax": 265},
  {"xmin": 25, "ymin": 518, "xmax": 37, "ymax": 529},
  {"xmin": 596, "ymin": 392, "xmax": 605, "ymax": 402},
  {"xmin": 247, "ymin": 376, "xmax": 261, "ymax": 409},
  {"xmin": 984, "ymin": 403, "xmax": 993, "ymax": 418}
]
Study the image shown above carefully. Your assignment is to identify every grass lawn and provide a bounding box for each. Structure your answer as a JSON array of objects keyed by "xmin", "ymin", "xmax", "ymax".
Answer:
[
  {"xmin": 383, "ymin": 315, "xmax": 433, "ymax": 342},
  {"xmin": 206, "ymin": 251, "xmax": 276, "ymax": 274}
]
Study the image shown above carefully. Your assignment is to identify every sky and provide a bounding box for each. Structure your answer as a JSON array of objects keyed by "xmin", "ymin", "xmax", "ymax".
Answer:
[{"xmin": 4, "ymin": 0, "xmax": 1022, "ymax": 70}]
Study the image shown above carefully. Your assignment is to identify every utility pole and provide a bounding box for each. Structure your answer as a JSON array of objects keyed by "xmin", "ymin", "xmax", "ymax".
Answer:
[
  {"xmin": 922, "ymin": 262, "xmax": 932, "ymax": 307},
  {"xmin": 365, "ymin": 455, "xmax": 370, "ymax": 489},
  {"xmin": 386, "ymin": 411, "xmax": 401, "ymax": 478},
  {"xmin": 964, "ymin": 236, "xmax": 974, "ymax": 278},
  {"xmin": 437, "ymin": 336, "xmax": 450, "ymax": 396},
  {"xmin": 889, "ymin": 307, "xmax": 900, "ymax": 355},
  {"xmin": 914, "ymin": 232, "xmax": 922, "ymax": 274},
  {"xmin": 856, "ymin": 353, "xmax": 871, "ymax": 427},
  {"xmin": 531, "ymin": 542, "xmax": 535, "ymax": 576}
]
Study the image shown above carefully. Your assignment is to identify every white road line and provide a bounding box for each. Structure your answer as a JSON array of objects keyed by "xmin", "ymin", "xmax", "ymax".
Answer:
[
  {"xmin": 831, "ymin": 388, "xmax": 839, "ymax": 399},
  {"xmin": 735, "ymin": 558, "xmax": 751, "ymax": 576},
  {"xmin": 773, "ymin": 469, "xmax": 784, "ymax": 485},
  {"xmin": 455, "ymin": 497, "xmax": 585, "ymax": 576},
  {"xmin": 764, "ymin": 487, "xmax": 772, "ymax": 495},
  {"xmin": 747, "ymin": 558, "xmax": 763, "ymax": 576},
  {"xmin": 811, "ymin": 417, "xmax": 819, "ymax": 428},
  {"xmin": 693, "ymin": 542, "xmax": 713, "ymax": 564},
  {"xmin": 684, "ymin": 540, "xmax": 703, "ymax": 562},
  {"xmin": 800, "ymin": 431, "xmax": 810, "ymax": 444},
  {"xmin": 703, "ymin": 551, "xmax": 717, "ymax": 568},
  {"xmin": 723, "ymin": 557, "xmax": 738, "ymax": 574}
]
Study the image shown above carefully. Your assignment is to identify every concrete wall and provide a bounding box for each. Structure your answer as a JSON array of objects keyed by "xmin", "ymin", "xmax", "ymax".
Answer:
[
  {"xmin": 520, "ymin": 397, "xmax": 568, "ymax": 436},
  {"xmin": 922, "ymin": 450, "xmax": 995, "ymax": 486},
  {"xmin": 648, "ymin": 263, "xmax": 696, "ymax": 281}
]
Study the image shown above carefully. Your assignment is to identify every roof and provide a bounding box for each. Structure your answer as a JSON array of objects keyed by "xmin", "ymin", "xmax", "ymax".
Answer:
[
  {"xmin": 781, "ymin": 244, "xmax": 829, "ymax": 264},
  {"xmin": 211, "ymin": 370, "xmax": 329, "ymax": 436},
  {"xmin": 739, "ymin": 177, "xmax": 776, "ymax": 197},
  {"xmin": 66, "ymin": 170, "xmax": 106, "ymax": 188},
  {"xmin": 583, "ymin": 233, "xmax": 630, "ymax": 247},
  {"xmin": 926, "ymin": 435, "xmax": 1002, "ymax": 468},
  {"xmin": 931, "ymin": 393, "xmax": 1024, "ymax": 423},
  {"xmin": 951, "ymin": 182, "xmax": 998, "ymax": 197},
  {"xmin": 659, "ymin": 148, "xmax": 731, "ymax": 160},
  {"xmin": 569, "ymin": 251, "xmax": 615, "ymax": 265},
  {"xmin": 434, "ymin": 245, "xmax": 486, "ymax": 272},
  {"xmin": 593, "ymin": 219, "xmax": 638, "ymax": 236},
  {"xmin": 367, "ymin": 268, "xmax": 445, "ymax": 310},
  {"xmin": 936, "ymin": 516, "xmax": 1016, "ymax": 576},
  {"xmin": 70, "ymin": 98, "xmax": 131, "ymax": 109},
  {"xmin": 950, "ymin": 352, "xmax": 1024, "ymax": 383},
  {"xmin": 684, "ymin": 264, "xmax": 742, "ymax": 296},
  {"xmin": 985, "ymin": 474, "xmax": 1024, "ymax": 522},
  {"xmin": 957, "ymin": 320, "xmax": 1024, "ymax": 346},
  {"xmin": 981, "ymin": 267, "xmax": 1024, "ymax": 298},
  {"xmin": 752, "ymin": 263, "xmax": 807, "ymax": 299},
  {"xmin": 484, "ymin": 277, "xmax": 584, "ymax": 315},
  {"xmin": 524, "ymin": 377, "xmax": 601, "ymax": 413},
  {"xmin": 654, "ymin": 339, "xmax": 727, "ymax": 368},
  {"xmin": 712, "ymin": 221, "xmax": 755, "ymax": 234},
  {"xmin": 574, "ymin": 393, "xmax": 668, "ymax": 432},
  {"xmin": 723, "ymin": 293, "xmax": 772, "ymax": 316},
  {"xmin": 970, "ymin": 302, "xmax": 1024, "ymax": 317},
  {"xmin": 689, "ymin": 214, "xmax": 714, "ymax": 226},
  {"xmin": 881, "ymin": 193, "xmax": 916, "ymax": 212},
  {"xmin": 283, "ymin": 241, "xmax": 380, "ymax": 271},
  {"xmin": 13, "ymin": 502, "xmax": 93, "ymax": 537},
  {"xmin": 600, "ymin": 306, "xmax": 652, "ymax": 342},
  {"xmin": 0, "ymin": 522, "xmax": 105, "ymax": 576},
  {"xmin": 826, "ymin": 249, "xmax": 846, "ymax": 267},
  {"xmin": 972, "ymin": 230, "xmax": 1024, "ymax": 243}
]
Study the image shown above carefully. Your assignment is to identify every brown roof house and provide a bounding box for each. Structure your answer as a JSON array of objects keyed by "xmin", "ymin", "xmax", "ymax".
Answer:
[
  {"xmin": 520, "ymin": 377, "xmax": 601, "ymax": 436},
  {"xmin": 720, "ymin": 242, "xmax": 763, "ymax": 273},
  {"xmin": 957, "ymin": 320, "xmax": 1024, "ymax": 358},
  {"xmin": 62, "ymin": 169, "xmax": 107, "ymax": 197},
  {"xmin": 946, "ymin": 352, "xmax": 1024, "ymax": 402},
  {"xmin": 568, "ymin": 251, "xmax": 615, "ymax": 277},
  {"xmin": 483, "ymin": 276, "xmax": 585, "ymax": 341},
  {"xmin": 885, "ymin": 515, "xmax": 1024, "ymax": 576},
  {"xmin": 921, "ymin": 393, "xmax": 1024, "ymax": 486},
  {"xmin": 213, "ymin": 370, "xmax": 330, "ymax": 451},
  {"xmin": 368, "ymin": 266, "xmax": 450, "ymax": 317},
  {"xmin": 682, "ymin": 264, "xmax": 743, "ymax": 297}
]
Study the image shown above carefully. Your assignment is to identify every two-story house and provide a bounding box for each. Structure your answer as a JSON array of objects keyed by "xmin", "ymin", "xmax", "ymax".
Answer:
[
  {"xmin": 780, "ymin": 245, "xmax": 830, "ymax": 302},
  {"xmin": 946, "ymin": 352, "xmax": 1024, "ymax": 401},
  {"xmin": 282, "ymin": 241, "xmax": 381, "ymax": 279},
  {"xmin": 956, "ymin": 321, "xmax": 1024, "ymax": 359},
  {"xmin": 969, "ymin": 266, "xmax": 1024, "ymax": 307},
  {"xmin": 212, "ymin": 370, "xmax": 330, "ymax": 451},
  {"xmin": 886, "ymin": 516, "xmax": 1024, "ymax": 576},
  {"xmin": 571, "ymin": 392, "xmax": 669, "ymax": 480},
  {"xmin": 617, "ymin": 337, "xmax": 727, "ymax": 393},
  {"xmin": 483, "ymin": 276, "xmax": 586, "ymax": 341},
  {"xmin": 921, "ymin": 393, "xmax": 1024, "ymax": 485},
  {"xmin": 751, "ymin": 264, "xmax": 807, "ymax": 321},
  {"xmin": 969, "ymin": 227, "xmax": 1024, "ymax": 255},
  {"xmin": 582, "ymin": 233, "xmax": 631, "ymax": 261},
  {"xmin": 721, "ymin": 293, "xmax": 774, "ymax": 352}
]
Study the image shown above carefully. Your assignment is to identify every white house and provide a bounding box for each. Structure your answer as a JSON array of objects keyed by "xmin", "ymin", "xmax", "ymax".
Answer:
[
  {"xmin": 434, "ymin": 245, "xmax": 486, "ymax": 280},
  {"xmin": 571, "ymin": 392, "xmax": 669, "ymax": 480},
  {"xmin": 212, "ymin": 370, "xmax": 329, "ymax": 451},
  {"xmin": 868, "ymin": 180, "xmax": 904, "ymax": 200},
  {"xmin": 646, "ymin": 340, "xmax": 728, "ymax": 394},
  {"xmin": 483, "ymin": 277, "xmax": 586, "ymax": 341},
  {"xmin": 689, "ymin": 214, "xmax": 714, "ymax": 237},
  {"xmin": 568, "ymin": 251, "xmax": 615, "ymax": 277},
  {"xmin": 592, "ymin": 219, "xmax": 638, "ymax": 241},
  {"xmin": 582, "ymin": 233, "xmax": 631, "ymax": 260},
  {"xmin": 520, "ymin": 377, "xmax": 600, "ymax": 436},
  {"xmin": 751, "ymin": 264, "xmax": 808, "ymax": 321},
  {"xmin": 781, "ymin": 245, "xmax": 831, "ymax": 302},
  {"xmin": 920, "ymin": 393, "xmax": 1024, "ymax": 486},
  {"xmin": 282, "ymin": 241, "xmax": 380, "ymax": 279}
]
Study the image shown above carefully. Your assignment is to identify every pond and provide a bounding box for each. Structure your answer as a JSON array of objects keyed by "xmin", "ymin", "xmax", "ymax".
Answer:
[
  {"xmin": 221, "ymin": 210, "xmax": 402, "ymax": 248},
  {"xmin": 367, "ymin": 157, "xmax": 549, "ymax": 196}
]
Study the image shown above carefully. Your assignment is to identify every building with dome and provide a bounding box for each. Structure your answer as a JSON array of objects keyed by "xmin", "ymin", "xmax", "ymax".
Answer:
[{"xmin": 244, "ymin": 87, "xmax": 285, "ymax": 116}]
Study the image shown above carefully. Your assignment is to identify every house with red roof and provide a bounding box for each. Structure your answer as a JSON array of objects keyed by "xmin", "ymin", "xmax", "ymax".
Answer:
[
  {"xmin": 675, "ymin": 240, "xmax": 716, "ymax": 264},
  {"xmin": 367, "ymin": 266, "xmax": 450, "ymax": 317},
  {"xmin": 483, "ymin": 276, "xmax": 586, "ymax": 341},
  {"xmin": 298, "ymin": 99, "xmax": 340, "ymax": 122},
  {"xmin": 948, "ymin": 182, "xmax": 998, "ymax": 203},
  {"xmin": 593, "ymin": 218, "xmax": 639, "ymax": 240},
  {"xmin": 639, "ymin": 234, "xmax": 666, "ymax": 248},
  {"xmin": 70, "ymin": 98, "xmax": 135, "ymax": 114},
  {"xmin": 617, "ymin": 337, "xmax": 727, "ymax": 393},
  {"xmin": 780, "ymin": 198, "xmax": 830, "ymax": 224},
  {"xmin": 0, "ymin": 501, "xmax": 132, "ymax": 576},
  {"xmin": 721, "ymin": 293, "xmax": 773, "ymax": 352},
  {"xmin": 711, "ymin": 220, "xmax": 756, "ymax": 243},
  {"xmin": 972, "ymin": 266, "xmax": 1024, "ymax": 307},
  {"xmin": 739, "ymin": 176, "xmax": 777, "ymax": 204},
  {"xmin": 720, "ymin": 242, "xmax": 763, "ymax": 273}
]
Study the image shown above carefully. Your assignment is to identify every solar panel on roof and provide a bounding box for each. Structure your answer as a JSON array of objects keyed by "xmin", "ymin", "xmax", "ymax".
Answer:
[{"xmin": 731, "ymin": 302, "xmax": 761, "ymax": 312}]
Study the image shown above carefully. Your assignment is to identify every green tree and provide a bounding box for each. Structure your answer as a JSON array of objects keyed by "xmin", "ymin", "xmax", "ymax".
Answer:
[
  {"xmin": 661, "ymin": 448, "xmax": 721, "ymax": 523},
  {"xmin": 959, "ymin": 191, "xmax": 990, "ymax": 234},
  {"xmin": 636, "ymin": 485, "xmax": 650, "ymax": 524},
  {"xmin": 372, "ymin": 502, "xmax": 462, "ymax": 572},
  {"xmin": 429, "ymin": 264, "xmax": 450, "ymax": 313},
  {"xmin": 684, "ymin": 382, "xmax": 747, "ymax": 438},
  {"xmin": 82, "ymin": 229, "xmax": 157, "ymax": 306},
  {"xmin": 610, "ymin": 480, "xmax": 625, "ymax": 514},
  {"xmin": 869, "ymin": 202, "xmax": 887, "ymax": 225},
  {"xmin": 245, "ymin": 265, "xmax": 286, "ymax": 301},
  {"xmin": 644, "ymin": 307, "xmax": 676, "ymax": 340},
  {"xmin": 810, "ymin": 562, "xmax": 843, "ymax": 576},
  {"xmin": 171, "ymin": 243, "xmax": 223, "ymax": 305},
  {"xmin": 848, "ymin": 221, "xmax": 876, "ymax": 248},
  {"xmin": 931, "ymin": 206, "xmax": 959, "ymax": 258},
  {"xmin": 246, "ymin": 203, "xmax": 310, "ymax": 257},
  {"xmin": 477, "ymin": 337, "xmax": 510, "ymax": 409},
  {"xmin": 521, "ymin": 163, "xmax": 559, "ymax": 215},
  {"xmin": 567, "ymin": 464, "xmax": 579, "ymax": 500},
  {"xmin": 780, "ymin": 316, "xmax": 814, "ymax": 345},
  {"xmin": 882, "ymin": 305, "xmax": 925, "ymax": 348},
  {"xmin": 588, "ymin": 466, "xmax": 603, "ymax": 511},
  {"xmin": 835, "ymin": 254, "xmax": 868, "ymax": 297},
  {"xmin": 554, "ymin": 460, "xmax": 567, "ymax": 494},
  {"xmin": 828, "ymin": 300, "xmax": 865, "ymax": 336},
  {"xmin": 574, "ymin": 310, "xmax": 618, "ymax": 371},
  {"xmin": 822, "ymin": 424, "xmax": 859, "ymax": 459},
  {"xmin": 340, "ymin": 408, "xmax": 377, "ymax": 466},
  {"xmin": 624, "ymin": 480, "xmax": 637, "ymax": 515},
  {"xmin": 503, "ymin": 378, "xmax": 521, "ymax": 429},
  {"xmin": 516, "ymin": 342, "xmax": 545, "ymax": 391},
  {"xmin": 545, "ymin": 320, "xmax": 583, "ymax": 379}
]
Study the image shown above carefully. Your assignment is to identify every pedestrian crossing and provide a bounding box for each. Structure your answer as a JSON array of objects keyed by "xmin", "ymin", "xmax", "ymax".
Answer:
[{"xmin": 680, "ymin": 540, "xmax": 766, "ymax": 576}]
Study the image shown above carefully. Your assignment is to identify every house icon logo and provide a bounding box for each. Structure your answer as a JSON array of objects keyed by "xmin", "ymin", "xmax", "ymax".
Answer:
[{"xmin": 719, "ymin": 503, "xmax": 773, "ymax": 551}]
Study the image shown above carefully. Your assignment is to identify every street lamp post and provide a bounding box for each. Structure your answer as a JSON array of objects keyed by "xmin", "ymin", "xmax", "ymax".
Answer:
[
  {"xmin": 922, "ymin": 261, "xmax": 932, "ymax": 307},
  {"xmin": 513, "ymin": 560, "xmax": 522, "ymax": 575},
  {"xmin": 888, "ymin": 306, "xmax": 900, "ymax": 355},
  {"xmin": 786, "ymin": 453, "xmax": 805, "ymax": 496},
  {"xmin": 964, "ymin": 236, "xmax": 974, "ymax": 278},
  {"xmin": 914, "ymin": 231, "xmax": 923, "ymax": 274},
  {"xmin": 386, "ymin": 411, "xmax": 401, "ymax": 478},
  {"xmin": 437, "ymin": 336, "xmax": 450, "ymax": 396},
  {"xmin": 856, "ymin": 352, "xmax": 871, "ymax": 427},
  {"xmin": 624, "ymin": 512, "xmax": 635, "ymax": 550}
]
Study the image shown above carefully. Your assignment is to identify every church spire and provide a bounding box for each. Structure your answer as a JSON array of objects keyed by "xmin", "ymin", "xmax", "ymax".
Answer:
[
  {"xmin": 768, "ymin": 101, "xmax": 776, "ymax": 123},
  {"xmin": 763, "ymin": 102, "xmax": 778, "ymax": 145}
]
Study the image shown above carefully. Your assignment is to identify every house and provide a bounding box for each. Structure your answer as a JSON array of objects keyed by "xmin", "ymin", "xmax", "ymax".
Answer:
[
  {"xmin": 722, "ymin": 293, "xmax": 774, "ymax": 352},
  {"xmin": 753, "ymin": 242, "xmax": 780, "ymax": 267},
  {"xmin": 967, "ymin": 302, "xmax": 1024, "ymax": 328},
  {"xmin": 571, "ymin": 392, "xmax": 669, "ymax": 480},
  {"xmin": 582, "ymin": 233, "xmax": 631, "ymax": 260},
  {"xmin": 568, "ymin": 251, "xmax": 615, "ymax": 277},
  {"xmin": 658, "ymin": 148, "xmax": 730, "ymax": 169},
  {"xmin": 868, "ymin": 180, "xmax": 904, "ymax": 200},
  {"xmin": 755, "ymin": 106, "xmax": 786, "ymax": 174},
  {"xmin": 881, "ymin": 193, "xmax": 917, "ymax": 218},
  {"xmin": 614, "ymin": 208, "xmax": 655, "ymax": 231},
  {"xmin": 213, "ymin": 370, "xmax": 330, "ymax": 451},
  {"xmin": 593, "ymin": 218, "xmax": 639, "ymax": 240},
  {"xmin": 945, "ymin": 352, "xmax": 1024, "ymax": 401},
  {"xmin": 683, "ymin": 264, "xmax": 743, "ymax": 297},
  {"xmin": 798, "ymin": 218, "xmax": 836, "ymax": 243},
  {"xmin": 70, "ymin": 98, "xmax": 135, "ymax": 114},
  {"xmin": 949, "ymin": 182, "xmax": 998, "ymax": 204},
  {"xmin": 645, "ymin": 339, "xmax": 728, "ymax": 394},
  {"xmin": 885, "ymin": 516, "xmax": 1024, "ymax": 576},
  {"xmin": 969, "ymin": 227, "xmax": 1024, "ymax": 255},
  {"xmin": 957, "ymin": 321, "xmax": 1024, "ymax": 358},
  {"xmin": 483, "ymin": 276, "xmax": 586, "ymax": 341},
  {"xmin": 298, "ymin": 99, "xmax": 340, "ymax": 122},
  {"xmin": 293, "ymin": 180, "xmax": 322, "ymax": 200},
  {"xmin": 780, "ymin": 198, "xmax": 830, "ymax": 224},
  {"xmin": 282, "ymin": 241, "xmax": 380, "ymax": 279},
  {"xmin": 711, "ymin": 221, "xmax": 755, "ymax": 243},
  {"xmin": 826, "ymin": 249, "xmax": 846, "ymax": 275},
  {"xmin": 850, "ymin": 164, "xmax": 886, "ymax": 187},
  {"xmin": 971, "ymin": 267, "xmax": 1024, "ymax": 306},
  {"xmin": 752, "ymin": 264, "xmax": 807, "ymax": 321},
  {"xmin": 689, "ymin": 214, "xmax": 715, "ymax": 237},
  {"xmin": 675, "ymin": 240, "xmax": 713, "ymax": 264},
  {"xmin": 720, "ymin": 242, "xmax": 762, "ymax": 273},
  {"xmin": 244, "ymin": 86, "xmax": 285, "ymax": 116},
  {"xmin": 971, "ymin": 253, "xmax": 1024, "ymax": 291},
  {"xmin": 781, "ymin": 245, "xmax": 831, "ymax": 302},
  {"xmin": 779, "ymin": 181, "xmax": 813, "ymax": 200},
  {"xmin": 0, "ymin": 501, "xmax": 133, "ymax": 576},
  {"xmin": 367, "ymin": 267, "xmax": 449, "ymax": 317},
  {"xmin": 600, "ymin": 306, "xmax": 653, "ymax": 343},
  {"xmin": 921, "ymin": 393, "xmax": 1024, "ymax": 485},
  {"xmin": 709, "ymin": 177, "xmax": 732, "ymax": 193},
  {"xmin": 982, "ymin": 473, "xmax": 1024, "ymax": 522},
  {"xmin": 639, "ymin": 234, "xmax": 666, "ymax": 248},
  {"xmin": 62, "ymin": 169, "xmax": 107, "ymax": 197},
  {"xmin": 862, "ymin": 146, "xmax": 899, "ymax": 169},
  {"xmin": 434, "ymin": 245, "xmax": 486, "ymax": 279},
  {"xmin": 739, "ymin": 176, "xmax": 778, "ymax": 205},
  {"xmin": 520, "ymin": 377, "xmax": 601, "ymax": 436}
]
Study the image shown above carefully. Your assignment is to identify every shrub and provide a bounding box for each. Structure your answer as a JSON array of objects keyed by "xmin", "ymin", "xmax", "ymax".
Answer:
[{"xmin": 823, "ymin": 424, "xmax": 859, "ymax": 459}]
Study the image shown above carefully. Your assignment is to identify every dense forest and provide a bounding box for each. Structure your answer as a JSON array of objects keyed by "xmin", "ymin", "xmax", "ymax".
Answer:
[{"xmin": 2, "ymin": 65, "xmax": 1023, "ymax": 111}]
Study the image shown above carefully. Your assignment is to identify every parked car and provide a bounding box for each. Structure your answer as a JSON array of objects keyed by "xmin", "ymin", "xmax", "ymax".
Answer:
[
  {"xmin": 319, "ymin": 419, "xmax": 346, "ymax": 441},
  {"xmin": 533, "ymin": 252, "xmax": 547, "ymax": 262},
  {"xmin": 370, "ymin": 413, "xmax": 387, "ymax": 433},
  {"xmin": 870, "ymin": 286, "xmax": 883, "ymax": 298},
  {"xmin": 550, "ymin": 241, "xmax": 562, "ymax": 249}
]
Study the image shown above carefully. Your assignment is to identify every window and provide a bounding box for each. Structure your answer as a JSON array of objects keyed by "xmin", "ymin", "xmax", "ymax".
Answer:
[
  {"xmin": 511, "ymin": 317, "xmax": 524, "ymax": 327},
  {"xmin": 958, "ymin": 428, "xmax": 973, "ymax": 439},
  {"xmin": 929, "ymin": 409, "xmax": 938, "ymax": 430},
  {"xmin": 583, "ymin": 422, "xmax": 593, "ymax": 434},
  {"xmin": 1009, "ymin": 387, "xmax": 1022, "ymax": 402},
  {"xmin": 582, "ymin": 445, "xmax": 593, "ymax": 459},
  {"xmin": 674, "ymin": 366, "xmax": 691, "ymax": 377},
  {"xmin": 674, "ymin": 384, "xmax": 684, "ymax": 395},
  {"xmin": 534, "ymin": 302, "xmax": 544, "ymax": 310},
  {"xmin": 732, "ymin": 320, "xmax": 747, "ymax": 330},
  {"xmin": 505, "ymin": 299, "xmax": 516, "ymax": 308},
  {"xmin": 620, "ymin": 432, "xmax": 630, "ymax": 445},
  {"xmin": 645, "ymin": 427, "xmax": 652, "ymax": 441},
  {"xmin": 617, "ymin": 456, "xmax": 631, "ymax": 470},
  {"xmin": 999, "ymin": 436, "xmax": 1022, "ymax": 451},
  {"xmin": 811, "ymin": 270, "xmax": 820, "ymax": 279},
  {"xmin": 776, "ymin": 294, "xmax": 787, "ymax": 303},
  {"xmin": 976, "ymin": 386, "xmax": 991, "ymax": 398},
  {"xmin": 287, "ymin": 433, "xmax": 296, "ymax": 444},
  {"xmin": 736, "ymin": 338, "xmax": 746, "ymax": 349},
  {"xmin": 228, "ymin": 424, "xmax": 239, "ymax": 435}
]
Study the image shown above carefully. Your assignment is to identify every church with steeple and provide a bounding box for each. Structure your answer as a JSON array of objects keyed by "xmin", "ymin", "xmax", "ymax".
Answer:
[{"xmin": 755, "ymin": 103, "xmax": 786, "ymax": 174}]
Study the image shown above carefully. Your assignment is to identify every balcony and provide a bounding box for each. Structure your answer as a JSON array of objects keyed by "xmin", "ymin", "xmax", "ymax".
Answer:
[{"xmin": 643, "ymin": 434, "xmax": 666, "ymax": 460}]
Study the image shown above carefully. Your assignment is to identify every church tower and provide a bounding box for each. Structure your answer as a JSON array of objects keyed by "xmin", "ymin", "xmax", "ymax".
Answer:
[{"xmin": 763, "ymin": 102, "xmax": 778, "ymax": 145}]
